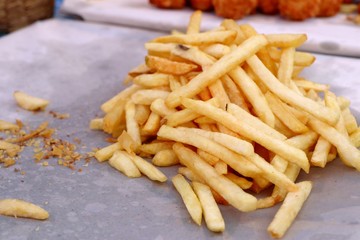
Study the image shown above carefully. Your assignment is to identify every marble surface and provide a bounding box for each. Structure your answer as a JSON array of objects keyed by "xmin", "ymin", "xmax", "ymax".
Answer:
[{"xmin": 0, "ymin": 19, "xmax": 360, "ymax": 240}]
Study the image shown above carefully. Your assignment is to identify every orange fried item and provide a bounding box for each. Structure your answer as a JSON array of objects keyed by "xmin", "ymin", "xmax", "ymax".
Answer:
[
  {"xmin": 317, "ymin": 0, "xmax": 342, "ymax": 17},
  {"xmin": 213, "ymin": 0, "xmax": 258, "ymax": 20},
  {"xmin": 279, "ymin": 0, "xmax": 321, "ymax": 21},
  {"xmin": 190, "ymin": 0, "xmax": 213, "ymax": 11},
  {"xmin": 149, "ymin": 0, "xmax": 186, "ymax": 9},
  {"xmin": 258, "ymin": 0, "xmax": 279, "ymax": 15}
]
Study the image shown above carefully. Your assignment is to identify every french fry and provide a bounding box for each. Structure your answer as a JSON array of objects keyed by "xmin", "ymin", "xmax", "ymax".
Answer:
[
  {"xmin": 197, "ymin": 149, "xmax": 220, "ymax": 165},
  {"xmin": 150, "ymin": 98, "xmax": 177, "ymax": 117},
  {"xmin": 131, "ymin": 89, "xmax": 169, "ymax": 105},
  {"xmin": 13, "ymin": 91, "xmax": 49, "ymax": 111},
  {"xmin": 268, "ymin": 48, "xmax": 315, "ymax": 67},
  {"xmin": 125, "ymin": 101, "xmax": 141, "ymax": 148},
  {"xmin": 103, "ymin": 103, "xmax": 126, "ymax": 134},
  {"xmin": 152, "ymin": 30, "xmax": 237, "ymax": 45},
  {"xmin": 293, "ymin": 79, "xmax": 329, "ymax": 91},
  {"xmin": 118, "ymin": 131, "xmax": 138, "ymax": 154},
  {"xmin": 310, "ymin": 136, "xmax": 331, "ymax": 168},
  {"xmin": 108, "ymin": 150, "xmax": 141, "ymax": 177},
  {"xmin": 221, "ymin": 75, "xmax": 249, "ymax": 111},
  {"xmin": 214, "ymin": 161, "xmax": 228, "ymax": 175},
  {"xmin": 0, "ymin": 120, "xmax": 20, "ymax": 131},
  {"xmin": 95, "ymin": 142, "xmax": 122, "ymax": 162},
  {"xmin": 192, "ymin": 182, "xmax": 225, "ymax": 232},
  {"xmin": 165, "ymin": 35, "xmax": 268, "ymax": 108},
  {"xmin": 101, "ymin": 85, "xmax": 141, "ymax": 113},
  {"xmin": 138, "ymin": 141, "xmax": 174, "ymax": 155},
  {"xmin": 265, "ymin": 34, "xmax": 307, "ymax": 48},
  {"xmin": 158, "ymin": 125, "xmax": 261, "ymax": 178},
  {"xmin": 227, "ymin": 103, "xmax": 286, "ymax": 140},
  {"xmin": 265, "ymin": 92, "xmax": 309, "ymax": 134},
  {"xmin": 133, "ymin": 73, "xmax": 170, "ymax": 88},
  {"xmin": 267, "ymin": 181, "xmax": 312, "ymax": 238},
  {"xmin": 128, "ymin": 63, "xmax": 153, "ymax": 78},
  {"xmin": 201, "ymin": 44, "xmax": 231, "ymax": 59},
  {"xmin": 246, "ymin": 55, "xmax": 339, "ymax": 126},
  {"xmin": 0, "ymin": 199, "xmax": 49, "ymax": 220},
  {"xmin": 152, "ymin": 149, "xmax": 179, "ymax": 167},
  {"xmin": 221, "ymin": 19, "xmax": 247, "ymax": 44},
  {"xmin": 129, "ymin": 154, "xmax": 167, "ymax": 182},
  {"xmin": 186, "ymin": 10, "xmax": 202, "ymax": 34},
  {"xmin": 145, "ymin": 55, "xmax": 198, "ymax": 75},
  {"xmin": 277, "ymin": 47, "xmax": 295, "ymax": 86},
  {"xmin": 229, "ymin": 67, "xmax": 275, "ymax": 127},
  {"xmin": 141, "ymin": 112, "xmax": 161, "ymax": 135},
  {"xmin": 173, "ymin": 143, "xmax": 257, "ymax": 212},
  {"xmin": 181, "ymin": 98, "xmax": 309, "ymax": 172},
  {"xmin": 176, "ymin": 127, "xmax": 254, "ymax": 157},
  {"xmin": 350, "ymin": 128, "xmax": 360, "ymax": 148},
  {"xmin": 172, "ymin": 174, "xmax": 202, "ymax": 225},
  {"xmin": 89, "ymin": 118, "xmax": 104, "ymax": 130},
  {"xmin": 135, "ymin": 104, "xmax": 151, "ymax": 126},
  {"xmin": 308, "ymin": 116, "xmax": 360, "ymax": 170},
  {"xmin": 342, "ymin": 108, "xmax": 358, "ymax": 135}
]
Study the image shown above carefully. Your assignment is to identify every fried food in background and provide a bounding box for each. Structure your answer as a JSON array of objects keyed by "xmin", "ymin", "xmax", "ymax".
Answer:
[
  {"xmin": 190, "ymin": 0, "xmax": 213, "ymax": 11},
  {"xmin": 318, "ymin": 0, "xmax": 343, "ymax": 17},
  {"xmin": 213, "ymin": 0, "xmax": 258, "ymax": 20},
  {"xmin": 258, "ymin": 0, "xmax": 279, "ymax": 15},
  {"xmin": 149, "ymin": 0, "xmax": 186, "ymax": 9},
  {"xmin": 279, "ymin": 0, "xmax": 321, "ymax": 21}
]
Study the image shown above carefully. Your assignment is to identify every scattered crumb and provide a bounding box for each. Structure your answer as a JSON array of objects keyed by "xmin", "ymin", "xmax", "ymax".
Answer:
[{"xmin": 49, "ymin": 111, "xmax": 70, "ymax": 120}]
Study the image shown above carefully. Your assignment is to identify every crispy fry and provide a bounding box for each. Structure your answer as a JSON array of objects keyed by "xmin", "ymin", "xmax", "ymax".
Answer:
[
  {"xmin": 13, "ymin": 91, "xmax": 49, "ymax": 111},
  {"xmin": 267, "ymin": 181, "xmax": 312, "ymax": 238},
  {"xmin": 172, "ymin": 174, "xmax": 202, "ymax": 225},
  {"xmin": 265, "ymin": 34, "xmax": 307, "ymax": 48},
  {"xmin": 125, "ymin": 101, "xmax": 142, "ymax": 147},
  {"xmin": 133, "ymin": 73, "xmax": 170, "ymax": 88},
  {"xmin": 109, "ymin": 150, "xmax": 141, "ymax": 177},
  {"xmin": 101, "ymin": 85, "xmax": 141, "ymax": 113},
  {"xmin": 224, "ymin": 173, "xmax": 252, "ymax": 189},
  {"xmin": 95, "ymin": 142, "xmax": 122, "ymax": 162},
  {"xmin": 0, "ymin": 199, "xmax": 49, "ymax": 220},
  {"xmin": 192, "ymin": 182, "xmax": 225, "ymax": 232},
  {"xmin": 173, "ymin": 143, "xmax": 257, "ymax": 212},
  {"xmin": 129, "ymin": 154, "xmax": 167, "ymax": 182},
  {"xmin": 152, "ymin": 149, "xmax": 179, "ymax": 167},
  {"xmin": 89, "ymin": 118, "xmax": 104, "ymax": 130},
  {"xmin": 131, "ymin": 89, "xmax": 170, "ymax": 105},
  {"xmin": 186, "ymin": 10, "xmax": 202, "ymax": 34}
]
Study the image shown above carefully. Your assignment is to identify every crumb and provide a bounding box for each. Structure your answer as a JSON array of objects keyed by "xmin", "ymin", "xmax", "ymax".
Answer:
[{"xmin": 49, "ymin": 111, "xmax": 70, "ymax": 120}]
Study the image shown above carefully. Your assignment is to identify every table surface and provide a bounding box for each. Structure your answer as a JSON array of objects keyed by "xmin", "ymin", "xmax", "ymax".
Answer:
[{"xmin": 0, "ymin": 19, "xmax": 360, "ymax": 240}]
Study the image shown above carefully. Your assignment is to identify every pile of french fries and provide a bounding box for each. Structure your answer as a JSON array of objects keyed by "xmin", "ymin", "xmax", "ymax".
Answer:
[{"xmin": 92, "ymin": 11, "xmax": 360, "ymax": 238}]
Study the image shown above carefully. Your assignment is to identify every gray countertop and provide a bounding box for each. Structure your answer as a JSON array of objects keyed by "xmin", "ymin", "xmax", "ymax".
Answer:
[{"xmin": 1, "ymin": 19, "xmax": 360, "ymax": 240}]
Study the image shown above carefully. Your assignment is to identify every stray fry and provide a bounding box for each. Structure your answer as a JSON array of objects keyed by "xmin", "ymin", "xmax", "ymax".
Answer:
[
  {"xmin": 13, "ymin": 91, "xmax": 49, "ymax": 111},
  {"xmin": 0, "ymin": 199, "xmax": 49, "ymax": 220},
  {"xmin": 108, "ymin": 150, "xmax": 141, "ymax": 177}
]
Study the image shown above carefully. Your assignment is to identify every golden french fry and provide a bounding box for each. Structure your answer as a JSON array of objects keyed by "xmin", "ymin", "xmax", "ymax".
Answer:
[
  {"xmin": 173, "ymin": 143, "xmax": 257, "ymax": 212},
  {"xmin": 158, "ymin": 125, "xmax": 261, "ymax": 178},
  {"xmin": 0, "ymin": 199, "xmax": 49, "ymax": 220},
  {"xmin": 221, "ymin": 19, "xmax": 247, "ymax": 44},
  {"xmin": 310, "ymin": 137, "xmax": 331, "ymax": 168},
  {"xmin": 118, "ymin": 130, "xmax": 138, "ymax": 154},
  {"xmin": 267, "ymin": 181, "xmax": 312, "ymax": 239},
  {"xmin": 342, "ymin": 108, "xmax": 358, "ymax": 135},
  {"xmin": 0, "ymin": 120, "xmax": 20, "ymax": 131},
  {"xmin": 125, "ymin": 101, "xmax": 141, "ymax": 147},
  {"xmin": 201, "ymin": 44, "xmax": 231, "ymax": 59},
  {"xmin": 172, "ymin": 174, "xmax": 202, "ymax": 225},
  {"xmin": 128, "ymin": 63, "xmax": 153, "ymax": 77},
  {"xmin": 131, "ymin": 89, "xmax": 169, "ymax": 105},
  {"xmin": 101, "ymin": 85, "xmax": 141, "ymax": 113},
  {"xmin": 192, "ymin": 182, "xmax": 225, "ymax": 233},
  {"xmin": 108, "ymin": 150, "xmax": 141, "ymax": 177},
  {"xmin": 214, "ymin": 161, "xmax": 227, "ymax": 175},
  {"xmin": 227, "ymin": 103, "xmax": 286, "ymax": 140},
  {"xmin": 150, "ymin": 98, "xmax": 177, "ymax": 117},
  {"xmin": 165, "ymin": 35, "xmax": 268, "ymax": 108},
  {"xmin": 268, "ymin": 48, "xmax": 315, "ymax": 67},
  {"xmin": 181, "ymin": 98, "xmax": 309, "ymax": 172},
  {"xmin": 145, "ymin": 55, "xmax": 198, "ymax": 75},
  {"xmin": 246, "ymin": 55, "xmax": 339, "ymax": 126},
  {"xmin": 277, "ymin": 47, "xmax": 295, "ymax": 86},
  {"xmin": 13, "ymin": 91, "xmax": 49, "ymax": 111},
  {"xmin": 229, "ymin": 66, "xmax": 275, "ymax": 127},
  {"xmin": 89, "ymin": 118, "xmax": 104, "ymax": 130},
  {"xmin": 186, "ymin": 10, "xmax": 202, "ymax": 34},
  {"xmin": 197, "ymin": 149, "xmax": 219, "ymax": 165},
  {"xmin": 293, "ymin": 79, "xmax": 329, "ymax": 91},
  {"xmin": 350, "ymin": 128, "xmax": 360, "ymax": 148},
  {"xmin": 95, "ymin": 142, "xmax": 122, "ymax": 162},
  {"xmin": 265, "ymin": 92, "xmax": 309, "ymax": 134},
  {"xmin": 129, "ymin": 154, "xmax": 167, "ymax": 182},
  {"xmin": 308, "ymin": 116, "xmax": 360, "ymax": 170},
  {"xmin": 152, "ymin": 149, "xmax": 179, "ymax": 167},
  {"xmin": 103, "ymin": 102, "xmax": 126, "ymax": 134},
  {"xmin": 138, "ymin": 141, "xmax": 174, "ymax": 155},
  {"xmin": 135, "ymin": 104, "xmax": 151, "ymax": 126},
  {"xmin": 133, "ymin": 73, "xmax": 170, "ymax": 88},
  {"xmin": 152, "ymin": 30, "xmax": 237, "ymax": 45},
  {"xmin": 141, "ymin": 112, "xmax": 161, "ymax": 136},
  {"xmin": 177, "ymin": 126, "xmax": 254, "ymax": 157},
  {"xmin": 265, "ymin": 34, "xmax": 307, "ymax": 48},
  {"xmin": 221, "ymin": 75, "xmax": 249, "ymax": 111}
]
